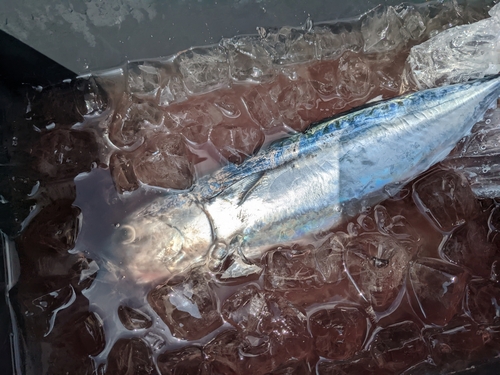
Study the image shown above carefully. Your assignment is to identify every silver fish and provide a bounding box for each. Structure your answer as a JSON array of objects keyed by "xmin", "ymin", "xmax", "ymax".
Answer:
[{"xmin": 113, "ymin": 75, "xmax": 500, "ymax": 283}]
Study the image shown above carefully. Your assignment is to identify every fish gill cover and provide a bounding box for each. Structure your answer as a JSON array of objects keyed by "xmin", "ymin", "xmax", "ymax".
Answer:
[{"xmin": 3, "ymin": 1, "xmax": 500, "ymax": 374}]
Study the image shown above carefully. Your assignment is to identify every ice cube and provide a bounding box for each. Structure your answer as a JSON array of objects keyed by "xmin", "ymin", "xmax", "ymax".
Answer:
[
  {"xmin": 337, "ymin": 54, "xmax": 373, "ymax": 99},
  {"xmin": 129, "ymin": 100, "xmax": 169, "ymax": 129},
  {"xmin": 24, "ymin": 284, "xmax": 76, "ymax": 338},
  {"xmin": 263, "ymin": 247, "xmax": 323, "ymax": 290},
  {"xmin": 147, "ymin": 269, "xmax": 222, "ymax": 341},
  {"xmin": 484, "ymin": 324, "xmax": 500, "ymax": 354},
  {"xmin": 267, "ymin": 360, "xmax": 313, "ymax": 375},
  {"xmin": 408, "ymin": 258, "xmax": 468, "ymax": 326},
  {"xmin": 212, "ymin": 328, "xmax": 307, "ymax": 375},
  {"xmin": 27, "ymin": 294, "xmax": 104, "ymax": 373},
  {"xmin": 51, "ymin": 309, "xmax": 105, "ymax": 357},
  {"xmin": 274, "ymin": 27, "xmax": 316, "ymax": 64},
  {"xmin": 32, "ymin": 129, "xmax": 99, "ymax": 179},
  {"xmin": 221, "ymin": 285, "xmax": 311, "ymax": 372},
  {"xmin": 204, "ymin": 329, "xmax": 241, "ymax": 375},
  {"xmin": 308, "ymin": 305, "xmax": 368, "ymax": 360},
  {"xmin": 316, "ymin": 357, "xmax": 380, "ymax": 375},
  {"xmin": 109, "ymin": 96, "xmax": 168, "ymax": 148},
  {"xmin": 422, "ymin": 0, "xmax": 487, "ymax": 37},
  {"xmin": 407, "ymin": 3, "xmax": 500, "ymax": 89},
  {"xmin": 47, "ymin": 348, "xmax": 96, "ymax": 375},
  {"xmin": 127, "ymin": 61, "xmax": 164, "ymax": 100},
  {"xmin": 33, "ymin": 253, "xmax": 96, "ymax": 291},
  {"xmin": 489, "ymin": 205, "xmax": 500, "ymax": 245},
  {"xmin": 361, "ymin": 6, "xmax": 408, "ymax": 54},
  {"xmin": 412, "ymin": 169, "xmax": 480, "ymax": 233},
  {"xmin": 158, "ymin": 73, "xmax": 188, "ymax": 106},
  {"xmin": 466, "ymin": 279, "xmax": 500, "ymax": 325},
  {"xmin": 132, "ymin": 133, "xmax": 194, "ymax": 190},
  {"xmin": 344, "ymin": 233, "xmax": 412, "ymax": 311},
  {"xmin": 242, "ymin": 85, "xmax": 282, "ymax": 131},
  {"xmin": 314, "ymin": 27, "xmax": 344, "ymax": 61},
  {"xmin": 424, "ymin": 316, "xmax": 491, "ymax": 371},
  {"xmin": 399, "ymin": 6, "xmax": 427, "ymax": 40},
  {"xmin": 370, "ymin": 321, "xmax": 427, "ymax": 372},
  {"xmin": 373, "ymin": 205, "xmax": 419, "ymax": 241},
  {"xmin": 109, "ymin": 152, "xmax": 139, "ymax": 193},
  {"xmin": 257, "ymin": 26, "xmax": 315, "ymax": 65},
  {"xmin": 20, "ymin": 199, "xmax": 81, "ymax": 255},
  {"xmin": 222, "ymin": 36, "xmax": 276, "ymax": 83},
  {"xmin": 313, "ymin": 235, "xmax": 345, "ymax": 284},
  {"xmin": 375, "ymin": 69, "xmax": 401, "ymax": 94},
  {"xmin": 339, "ymin": 28, "xmax": 364, "ymax": 54},
  {"xmin": 440, "ymin": 214, "xmax": 498, "ymax": 278},
  {"xmin": 117, "ymin": 305, "xmax": 153, "ymax": 330},
  {"xmin": 221, "ymin": 284, "xmax": 265, "ymax": 332},
  {"xmin": 27, "ymin": 78, "xmax": 103, "ymax": 128},
  {"xmin": 156, "ymin": 346, "xmax": 204, "ymax": 375},
  {"xmin": 107, "ymin": 95, "xmax": 138, "ymax": 148},
  {"xmin": 213, "ymin": 94, "xmax": 243, "ymax": 119},
  {"xmin": 175, "ymin": 46, "xmax": 230, "ymax": 94},
  {"xmin": 106, "ymin": 338, "xmax": 156, "ymax": 375},
  {"xmin": 277, "ymin": 78, "xmax": 319, "ymax": 132},
  {"xmin": 169, "ymin": 100, "xmax": 223, "ymax": 144},
  {"xmin": 308, "ymin": 61, "xmax": 343, "ymax": 101},
  {"xmin": 314, "ymin": 23, "xmax": 364, "ymax": 60},
  {"xmin": 401, "ymin": 361, "xmax": 438, "ymax": 375},
  {"xmin": 209, "ymin": 122, "xmax": 264, "ymax": 164}
]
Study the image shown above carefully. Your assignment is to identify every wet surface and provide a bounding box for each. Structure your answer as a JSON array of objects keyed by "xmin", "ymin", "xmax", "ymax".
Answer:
[{"xmin": 3, "ymin": 1, "xmax": 500, "ymax": 374}]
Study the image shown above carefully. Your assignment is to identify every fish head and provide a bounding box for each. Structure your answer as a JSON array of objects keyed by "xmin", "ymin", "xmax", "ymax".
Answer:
[{"xmin": 110, "ymin": 194, "xmax": 213, "ymax": 283}]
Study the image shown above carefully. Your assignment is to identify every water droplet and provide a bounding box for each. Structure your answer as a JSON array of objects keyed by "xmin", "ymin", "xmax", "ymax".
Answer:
[
  {"xmin": 305, "ymin": 16, "xmax": 313, "ymax": 32},
  {"xmin": 256, "ymin": 26, "xmax": 267, "ymax": 38}
]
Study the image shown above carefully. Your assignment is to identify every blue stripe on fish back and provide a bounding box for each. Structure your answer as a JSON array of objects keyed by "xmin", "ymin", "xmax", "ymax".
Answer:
[{"xmin": 194, "ymin": 79, "xmax": 483, "ymax": 200}]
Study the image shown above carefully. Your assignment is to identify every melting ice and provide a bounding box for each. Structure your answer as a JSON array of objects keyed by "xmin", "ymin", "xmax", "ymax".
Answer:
[{"xmin": 6, "ymin": 1, "xmax": 500, "ymax": 375}]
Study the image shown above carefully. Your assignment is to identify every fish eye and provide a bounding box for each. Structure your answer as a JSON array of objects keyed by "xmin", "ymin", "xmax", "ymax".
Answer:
[{"xmin": 116, "ymin": 225, "xmax": 136, "ymax": 244}]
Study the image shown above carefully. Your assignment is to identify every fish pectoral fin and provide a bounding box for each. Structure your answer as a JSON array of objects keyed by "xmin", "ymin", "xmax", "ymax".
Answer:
[
  {"xmin": 216, "ymin": 236, "xmax": 262, "ymax": 279},
  {"xmin": 220, "ymin": 257, "xmax": 262, "ymax": 279},
  {"xmin": 235, "ymin": 171, "xmax": 268, "ymax": 206}
]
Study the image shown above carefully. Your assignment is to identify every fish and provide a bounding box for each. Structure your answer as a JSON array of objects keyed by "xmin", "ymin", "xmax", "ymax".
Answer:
[{"xmin": 111, "ymin": 75, "xmax": 500, "ymax": 283}]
